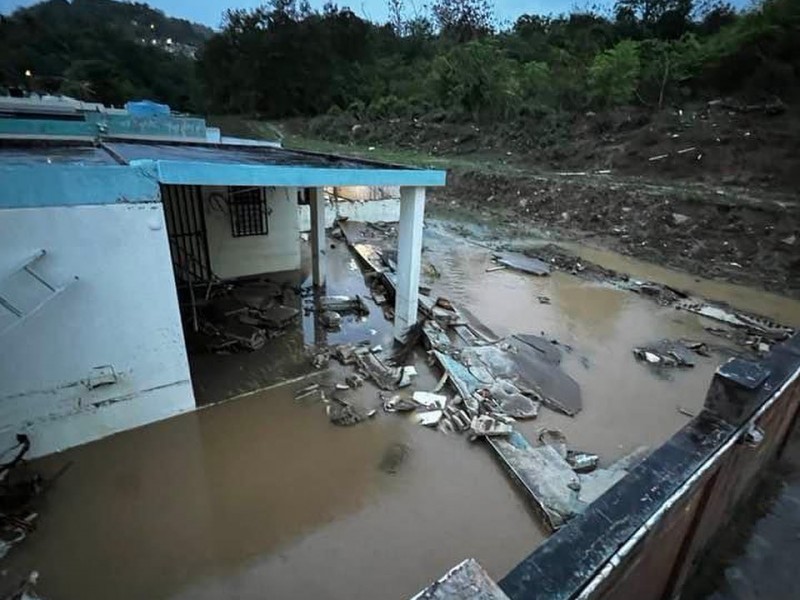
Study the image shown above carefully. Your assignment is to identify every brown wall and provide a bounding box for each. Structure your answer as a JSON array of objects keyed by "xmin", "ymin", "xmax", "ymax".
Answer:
[{"xmin": 587, "ymin": 377, "xmax": 800, "ymax": 600}]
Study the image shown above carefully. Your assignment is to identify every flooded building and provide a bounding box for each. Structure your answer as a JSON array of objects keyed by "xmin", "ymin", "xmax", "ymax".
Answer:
[
  {"xmin": 1, "ymin": 98, "xmax": 799, "ymax": 600},
  {"xmin": 0, "ymin": 101, "xmax": 445, "ymax": 458}
]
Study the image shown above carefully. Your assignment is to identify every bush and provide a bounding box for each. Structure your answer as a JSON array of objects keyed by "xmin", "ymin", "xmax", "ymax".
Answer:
[
  {"xmin": 588, "ymin": 40, "xmax": 641, "ymax": 107},
  {"xmin": 430, "ymin": 39, "xmax": 521, "ymax": 119},
  {"xmin": 366, "ymin": 95, "xmax": 410, "ymax": 118},
  {"xmin": 518, "ymin": 61, "xmax": 554, "ymax": 110}
]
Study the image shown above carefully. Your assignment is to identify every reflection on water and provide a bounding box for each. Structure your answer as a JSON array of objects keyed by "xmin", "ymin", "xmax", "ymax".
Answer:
[
  {"xmin": 559, "ymin": 241, "xmax": 800, "ymax": 327},
  {"xmin": 6, "ymin": 227, "xmax": 800, "ymax": 600}
]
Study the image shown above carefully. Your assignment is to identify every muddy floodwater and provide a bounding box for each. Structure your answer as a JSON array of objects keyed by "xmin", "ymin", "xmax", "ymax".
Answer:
[{"xmin": 5, "ymin": 222, "xmax": 800, "ymax": 600}]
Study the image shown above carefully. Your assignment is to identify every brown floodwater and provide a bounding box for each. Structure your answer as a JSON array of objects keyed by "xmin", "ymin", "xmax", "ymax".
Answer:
[{"xmin": 4, "ymin": 224, "xmax": 800, "ymax": 600}]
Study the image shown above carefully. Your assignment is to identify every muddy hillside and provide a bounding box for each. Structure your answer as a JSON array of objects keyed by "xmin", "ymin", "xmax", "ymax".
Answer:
[{"xmin": 289, "ymin": 101, "xmax": 800, "ymax": 297}]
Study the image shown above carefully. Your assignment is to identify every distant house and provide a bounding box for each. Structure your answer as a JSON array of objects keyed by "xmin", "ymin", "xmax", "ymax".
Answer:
[{"xmin": 0, "ymin": 97, "xmax": 446, "ymax": 457}]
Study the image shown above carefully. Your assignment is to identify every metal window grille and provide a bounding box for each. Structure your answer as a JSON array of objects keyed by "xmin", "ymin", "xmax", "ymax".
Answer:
[
  {"xmin": 161, "ymin": 184, "xmax": 213, "ymax": 284},
  {"xmin": 228, "ymin": 187, "xmax": 269, "ymax": 237}
]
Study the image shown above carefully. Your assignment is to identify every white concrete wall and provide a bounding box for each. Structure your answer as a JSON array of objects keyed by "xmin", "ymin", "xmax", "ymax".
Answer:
[
  {"xmin": 298, "ymin": 198, "xmax": 401, "ymax": 232},
  {"xmin": 0, "ymin": 203, "xmax": 195, "ymax": 458},
  {"xmin": 203, "ymin": 186, "xmax": 300, "ymax": 278},
  {"xmin": 333, "ymin": 186, "xmax": 400, "ymax": 202}
]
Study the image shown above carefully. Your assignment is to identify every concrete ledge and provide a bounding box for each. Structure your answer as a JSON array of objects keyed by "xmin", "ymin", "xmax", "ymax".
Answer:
[
  {"xmin": 3, "ymin": 378, "xmax": 194, "ymax": 458},
  {"xmin": 499, "ymin": 334, "xmax": 800, "ymax": 600}
]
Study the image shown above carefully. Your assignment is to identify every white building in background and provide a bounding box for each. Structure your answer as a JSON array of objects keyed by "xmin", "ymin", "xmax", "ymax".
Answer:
[{"xmin": 0, "ymin": 101, "xmax": 445, "ymax": 457}]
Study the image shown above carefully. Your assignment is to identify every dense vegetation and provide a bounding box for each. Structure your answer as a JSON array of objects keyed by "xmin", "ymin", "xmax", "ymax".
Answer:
[
  {"xmin": 0, "ymin": 0, "xmax": 212, "ymax": 110},
  {"xmin": 198, "ymin": 0, "xmax": 800, "ymax": 122},
  {"xmin": 1, "ymin": 0, "xmax": 798, "ymax": 123}
]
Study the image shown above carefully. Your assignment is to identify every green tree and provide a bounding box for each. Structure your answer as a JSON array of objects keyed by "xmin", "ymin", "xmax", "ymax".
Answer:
[
  {"xmin": 430, "ymin": 39, "xmax": 519, "ymax": 118},
  {"xmin": 588, "ymin": 39, "xmax": 641, "ymax": 106},
  {"xmin": 431, "ymin": 0, "xmax": 494, "ymax": 42}
]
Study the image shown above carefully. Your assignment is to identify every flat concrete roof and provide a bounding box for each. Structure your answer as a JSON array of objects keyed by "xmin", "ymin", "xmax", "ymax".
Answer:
[
  {"xmin": 107, "ymin": 141, "xmax": 408, "ymax": 170},
  {"xmin": 0, "ymin": 139, "xmax": 447, "ymax": 209}
]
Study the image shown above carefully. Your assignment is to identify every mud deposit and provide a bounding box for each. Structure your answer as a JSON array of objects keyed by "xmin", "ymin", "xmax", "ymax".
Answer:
[
  {"xmin": 429, "ymin": 168, "xmax": 800, "ymax": 297},
  {"xmin": 286, "ymin": 101, "xmax": 800, "ymax": 297},
  {"xmin": 3, "ymin": 227, "xmax": 799, "ymax": 600}
]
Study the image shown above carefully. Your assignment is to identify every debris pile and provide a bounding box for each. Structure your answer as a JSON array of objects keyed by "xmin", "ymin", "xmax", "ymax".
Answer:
[
  {"xmin": 490, "ymin": 252, "xmax": 550, "ymax": 276},
  {"xmin": 1, "ymin": 435, "xmax": 69, "ymax": 560},
  {"xmin": 491, "ymin": 431, "xmax": 647, "ymax": 531},
  {"xmin": 633, "ymin": 339, "xmax": 709, "ymax": 368},
  {"xmin": 317, "ymin": 295, "xmax": 370, "ymax": 331},
  {"xmin": 676, "ymin": 300, "xmax": 794, "ymax": 354},
  {"xmin": 378, "ymin": 443, "xmax": 410, "ymax": 475},
  {"xmin": 410, "ymin": 558, "xmax": 510, "ymax": 600},
  {"xmin": 526, "ymin": 244, "xmax": 795, "ymax": 354},
  {"xmin": 194, "ymin": 279, "xmax": 301, "ymax": 353},
  {"xmin": 1, "ymin": 571, "xmax": 44, "ymax": 600},
  {"xmin": 332, "ymin": 342, "xmax": 417, "ymax": 390},
  {"xmin": 316, "ymin": 220, "xmax": 647, "ymax": 532}
]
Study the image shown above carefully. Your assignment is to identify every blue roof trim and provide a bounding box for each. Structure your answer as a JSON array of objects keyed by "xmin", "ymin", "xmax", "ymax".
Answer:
[
  {"xmin": 0, "ymin": 113, "xmax": 207, "ymax": 141},
  {"xmin": 150, "ymin": 160, "xmax": 447, "ymax": 187},
  {"xmin": 0, "ymin": 157, "xmax": 446, "ymax": 209},
  {"xmin": 0, "ymin": 163, "xmax": 160, "ymax": 208},
  {"xmin": 0, "ymin": 118, "xmax": 95, "ymax": 139}
]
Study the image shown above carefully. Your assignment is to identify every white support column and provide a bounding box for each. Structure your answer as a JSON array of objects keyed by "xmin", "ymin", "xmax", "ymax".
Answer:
[
  {"xmin": 309, "ymin": 187, "xmax": 326, "ymax": 288},
  {"xmin": 394, "ymin": 186, "xmax": 426, "ymax": 341}
]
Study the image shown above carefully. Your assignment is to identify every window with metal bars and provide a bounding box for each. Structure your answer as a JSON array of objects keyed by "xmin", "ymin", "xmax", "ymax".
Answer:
[{"xmin": 228, "ymin": 187, "xmax": 269, "ymax": 237}]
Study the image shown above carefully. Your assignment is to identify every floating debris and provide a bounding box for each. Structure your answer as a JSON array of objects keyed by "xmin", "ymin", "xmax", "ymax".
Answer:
[
  {"xmin": 489, "ymin": 432, "xmax": 580, "ymax": 529},
  {"xmin": 325, "ymin": 396, "xmax": 369, "ymax": 427},
  {"xmin": 492, "ymin": 252, "xmax": 551, "ymax": 276},
  {"xmin": 567, "ymin": 451, "xmax": 600, "ymax": 473},
  {"xmin": 397, "ymin": 365, "xmax": 418, "ymax": 388},
  {"xmin": 416, "ymin": 410, "xmax": 444, "ymax": 427},
  {"xmin": 1, "ymin": 571, "xmax": 44, "ymax": 600},
  {"xmin": 320, "ymin": 295, "xmax": 369, "ymax": 315},
  {"xmin": 432, "ymin": 373, "xmax": 449, "ymax": 393},
  {"xmin": 469, "ymin": 415, "xmax": 513, "ymax": 438},
  {"xmin": 1, "ymin": 435, "xmax": 70, "ymax": 561},
  {"xmin": 412, "ymin": 392, "xmax": 447, "ymax": 410},
  {"xmin": 345, "ymin": 374, "xmax": 364, "ymax": 388},
  {"xmin": 381, "ymin": 392, "xmax": 417, "ymax": 413},
  {"xmin": 320, "ymin": 310, "xmax": 342, "ymax": 330},
  {"xmin": 488, "ymin": 431, "xmax": 648, "ymax": 531},
  {"xmin": 199, "ymin": 282, "xmax": 301, "ymax": 352},
  {"xmin": 410, "ymin": 558, "xmax": 510, "ymax": 600},
  {"xmin": 633, "ymin": 339, "xmax": 710, "ymax": 368},
  {"xmin": 486, "ymin": 381, "xmax": 540, "ymax": 419},
  {"xmin": 444, "ymin": 406, "xmax": 472, "ymax": 432},
  {"xmin": 378, "ymin": 443, "xmax": 410, "ymax": 475},
  {"xmin": 310, "ymin": 348, "xmax": 330, "ymax": 369},
  {"xmin": 538, "ymin": 428, "xmax": 568, "ymax": 458},
  {"xmin": 294, "ymin": 383, "xmax": 320, "ymax": 400}
]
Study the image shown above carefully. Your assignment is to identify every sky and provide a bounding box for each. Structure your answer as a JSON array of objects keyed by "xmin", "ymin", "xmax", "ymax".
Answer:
[
  {"xmin": 0, "ymin": 0, "xmax": 606, "ymax": 29},
  {"xmin": 0, "ymin": 0, "xmax": 753, "ymax": 28}
]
